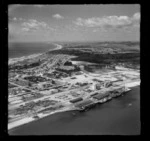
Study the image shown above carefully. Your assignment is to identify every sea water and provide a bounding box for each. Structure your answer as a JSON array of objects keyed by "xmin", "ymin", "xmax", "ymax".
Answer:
[
  {"xmin": 9, "ymin": 87, "xmax": 140, "ymax": 135},
  {"xmin": 9, "ymin": 42, "xmax": 56, "ymax": 59}
]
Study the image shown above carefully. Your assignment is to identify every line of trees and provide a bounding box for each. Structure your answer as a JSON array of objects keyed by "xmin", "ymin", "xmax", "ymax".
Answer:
[{"xmin": 49, "ymin": 49, "xmax": 140, "ymax": 64}]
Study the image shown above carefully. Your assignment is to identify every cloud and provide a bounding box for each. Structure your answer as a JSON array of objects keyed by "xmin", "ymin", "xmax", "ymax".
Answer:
[
  {"xmin": 33, "ymin": 5, "xmax": 45, "ymax": 8},
  {"xmin": 11, "ymin": 17, "xmax": 24, "ymax": 21},
  {"xmin": 21, "ymin": 19, "xmax": 50, "ymax": 32},
  {"xmin": 13, "ymin": 17, "xmax": 17, "ymax": 21},
  {"xmin": 22, "ymin": 27, "xmax": 30, "ymax": 32},
  {"xmin": 8, "ymin": 4, "xmax": 23, "ymax": 13},
  {"xmin": 52, "ymin": 14, "xmax": 64, "ymax": 19},
  {"xmin": 92, "ymin": 29, "xmax": 100, "ymax": 32},
  {"xmin": 74, "ymin": 12, "xmax": 140, "ymax": 29},
  {"xmin": 133, "ymin": 12, "xmax": 140, "ymax": 20},
  {"xmin": 19, "ymin": 18, "xmax": 24, "ymax": 21}
]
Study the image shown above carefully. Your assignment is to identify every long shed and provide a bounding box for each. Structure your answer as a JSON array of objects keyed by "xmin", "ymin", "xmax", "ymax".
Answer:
[
  {"xmin": 70, "ymin": 97, "xmax": 83, "ymax": 103},
  {"xmin": 75, "ymin": 100, "xmax": 94, "ymax": 108},
  {"xmin": 93, "ymin": 92, "xmax": 110, "ymax": 100}
]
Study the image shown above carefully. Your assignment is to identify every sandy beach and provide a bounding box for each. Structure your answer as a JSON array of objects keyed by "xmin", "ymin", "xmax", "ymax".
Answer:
[
  {"xmin": 9, "ymin": 43, "xmax": 63, "ymax": 65},
  {"xmin": 8, "ymin": 79, "xmax": 140, "ymax": 131},
  {"xmin": 8, "ymin": 106, "xmax": 75, "ymax": 130},
  {"xmin": 8, "ymin": 43, "xmax": 140, "ymax": 131}
]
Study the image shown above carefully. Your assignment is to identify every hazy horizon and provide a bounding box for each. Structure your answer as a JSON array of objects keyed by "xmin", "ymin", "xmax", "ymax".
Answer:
[
  {"xmin": 9, "ymin": 4, "xmax": 140, "ymax": 43},
  {"xmin": 9, "ymin": 40, "xmax": 140, "ymax": 43}
]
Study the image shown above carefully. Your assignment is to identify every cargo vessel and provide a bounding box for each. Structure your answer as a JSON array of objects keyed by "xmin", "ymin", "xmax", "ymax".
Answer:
[{"xmin": 78, "ymin": 87, "xmax": 131, "ymax": 112}]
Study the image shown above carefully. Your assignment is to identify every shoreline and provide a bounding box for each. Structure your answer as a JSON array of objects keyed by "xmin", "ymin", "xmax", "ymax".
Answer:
[
  {"xmin": 8, "ymin": 43, "xmax": 140, "ymax": 132},
  {"xmin": 8, "ymin": 43, "xmax": 63, "ymax": 65},
  {"xmin": 8, "ymin": 107, "xmax": 77, "ymax": 131},
  {"xmin": 8, "ymin": 81, "xmax": 140, "ymax": 131},
  {"xmin": 9, "ymin": 86, "xmax": 140, "ymax": 135}
]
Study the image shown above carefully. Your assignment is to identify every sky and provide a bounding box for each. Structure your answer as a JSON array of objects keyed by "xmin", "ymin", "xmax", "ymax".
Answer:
[{"xmin": 8, "ymin": 4, "xmax": 140, "ymax": 42}]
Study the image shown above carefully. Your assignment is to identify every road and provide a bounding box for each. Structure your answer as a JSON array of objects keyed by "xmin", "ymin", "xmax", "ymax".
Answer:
[{"xmin": 9, "ymin": 81, "xmax": 90, "ymax": 109}]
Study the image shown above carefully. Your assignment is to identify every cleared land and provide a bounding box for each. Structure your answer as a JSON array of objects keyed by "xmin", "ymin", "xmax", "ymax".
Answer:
[{"xmin": 8, "ymin": 42, "xmax": 140, "ymax": 130}]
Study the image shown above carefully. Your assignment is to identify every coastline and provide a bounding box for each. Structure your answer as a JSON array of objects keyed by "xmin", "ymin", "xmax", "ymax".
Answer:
[
  {"xmin": 8, "ymin": 43, "xmax": 140, "ymax": 132},
  {"xmin": 8, "ymin": 106, "xmax": 77, "ymax": 131},
  {"xmin": 9, "ymin": 86, "xmax": 140, "ymax": 135},
  {"xmin": 8, "ymin": 43, "xmax": 63, "ymax": 65},
  {"xmin": 8, "ymin": 81, "xmax": 140, "ymax": 131}
]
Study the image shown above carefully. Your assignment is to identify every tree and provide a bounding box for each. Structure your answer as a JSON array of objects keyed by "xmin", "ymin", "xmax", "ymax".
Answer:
[
  {"xmin": 64, "ymin": 61, "xmax": 72, "ymax": 66},
  {"xmin": 28, "ymin": 82, "xmax": 32, "ymax": 87}
]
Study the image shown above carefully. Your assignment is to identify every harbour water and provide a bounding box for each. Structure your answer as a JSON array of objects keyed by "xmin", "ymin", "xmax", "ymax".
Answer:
[
  {"xmin": 9, "ymin": 86, "xmax": 140, "ymax": 135},
  {"xmin": 9, "ymin": 42, "xmax": 56, "ymax": 58}
]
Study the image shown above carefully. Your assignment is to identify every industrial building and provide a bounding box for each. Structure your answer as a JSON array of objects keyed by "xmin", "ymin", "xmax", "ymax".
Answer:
[
  {"xmin": 75, "ymin": 99, "xmax": 95, "ymax": 109},
  {"xmin": 90, "ymin": 92, "xmax": 99, "ymax": 97},
  {"xmin": 92, "ymin": 92, "xmax": 110, "ymax": 100},
  {"xmin": 95, "ymin": 83, "xmax": 101, "ymax": 90},
  {"xmin": 70, "ymin": 97, "xmax": 83, "ymax": 103}
]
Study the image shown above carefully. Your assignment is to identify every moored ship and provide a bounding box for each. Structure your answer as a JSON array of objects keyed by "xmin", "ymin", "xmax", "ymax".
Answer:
[{"xmin": 78, "ymin": 86, "xmax": 131, "ymax": 112}]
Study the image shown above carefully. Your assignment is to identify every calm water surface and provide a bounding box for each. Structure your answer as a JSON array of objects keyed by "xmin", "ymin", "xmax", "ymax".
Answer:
[
  {"xmin": 9, "ymin": 42, "xmax": 56, "ymax": 58},
  {"xmin": 9, "ymin": 87, "xmax": 140, "ymax": 135}
]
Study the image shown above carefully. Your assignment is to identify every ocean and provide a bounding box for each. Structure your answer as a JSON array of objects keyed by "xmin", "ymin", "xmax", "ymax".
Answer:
[
  {"xmin": 9, "ymin": 87, "xmax": 140, "ymax": 135},
  {"xmin": 9, "ymin": 42, "xmax": 56, "ymax": 59}
]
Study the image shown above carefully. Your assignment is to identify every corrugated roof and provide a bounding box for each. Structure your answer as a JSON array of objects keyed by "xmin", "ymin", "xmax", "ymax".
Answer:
[
  {"xmin": 93, "ymin": 93, "xmax": 109, "ymax": 100},
  {"xmin": 70, "ymin": 97, "xmax": 83, "ymax": 103},
  {"xmin": 75, "ymin": 100, "xmax": 94, "ymax": 108}
]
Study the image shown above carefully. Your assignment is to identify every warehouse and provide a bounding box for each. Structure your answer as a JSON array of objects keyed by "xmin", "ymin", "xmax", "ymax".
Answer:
[
  {"xmin": 93, "ymin": 92, "xmax": 110, "ymax": 100},
  {"xmin": 75, "ymin": 99, "xmax": 95, "ymax": 109},
  {"xmin": 90, "ymin": 92, "xmax": 99, "ymax": 97},
  {"xmin": 70, "ymin": 97, "xmax": 83, "ymax": 103}
]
